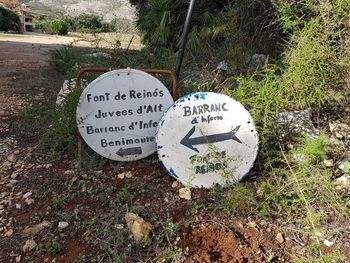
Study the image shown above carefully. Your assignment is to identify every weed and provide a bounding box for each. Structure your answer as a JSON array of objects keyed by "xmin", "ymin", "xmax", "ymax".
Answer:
[
  {"xmin": 40, "ymin": 87, "xmax": 82, "ymax": 156},
  {"xmin": 221, "ymin": 183, "xmax": 257, "ymax": 216},
  {"xmin": 45, "ymin": 239, "xmax": 63, "ymax": 254}
]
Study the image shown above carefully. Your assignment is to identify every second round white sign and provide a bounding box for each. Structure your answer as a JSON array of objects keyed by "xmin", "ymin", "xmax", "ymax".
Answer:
[{"xmin": 156, "ymin": 92, "xmax": 258, "ymax": 188}]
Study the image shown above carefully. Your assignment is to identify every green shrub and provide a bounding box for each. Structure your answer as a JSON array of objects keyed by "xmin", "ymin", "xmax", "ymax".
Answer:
[
  {"xmin": 63, "ymin": 14, "xmax": 110, "ymax": 33},
  {"xmin": 221, "ymin": 184, "xmax": 257, "ymax": 215},
  {"xmin": 49, "ymin": 19, "xmax": 68, "ymax": 35},
  {"xmin": 0, "ymin": 5, "xmax": 19, "ymax": 31},
  {"xmin": 40, "ymin": 87, "xmax": 82, "ymax": 155},
  {"xmin": 135, "ymin": 0, "xmax": 224, "ymax": 50}
]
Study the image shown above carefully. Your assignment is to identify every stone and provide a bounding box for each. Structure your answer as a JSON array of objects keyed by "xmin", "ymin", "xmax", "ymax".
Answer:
[
  {"xmin": 292, "ymin": 154, "xmax": 305, "ymax": 163},
  {"xmin": 64, "ymin": 170, "xmax": 74, "ymax": 176},
  {"xmin": 117, "ymin": 173, "xmax": 125, "ymax": 179},
  {"xmin": 25, "ymin": 198, "xmax": 34, "ymax": 205},
  {"xmin": 22, "ymin": 192, "xmax": 32, "ymax": 199},
  {"xmin": 125, "ymin": 171, "xmax": 133, "ymax": 178},
  {"xmin": 23, "ymin": 239, "xmax": 37, "ymax": 252},
  {"xmin": 329, "ymin": 122, "xmax": 350, "ymax": 140},
  {"xmin": 335, "ymin": 175, "xmax": 350, "ymax": 190},
  {"xmin": 4, "ymin": 229, "xmax": 13, "ymax": 237},
  {"xmin": 43, "ymin": 164, "xmax": 52, "ymax": 169},
  {"xmin": 217, "ymin": 61, "xmax": 232, "ymax": 74},
  {"xmin": 86, "ymin": 52, "xmax": 112, "ymax": 59},
  {"xmin": 95, "ymin": 170, "xmax": 103, "ymax": 176},
  {"xmin": 172, "ymin": 181, "xmax": 179, "ymax": 188},
  {"xmin": 11, "ymin": 172, "xmax": 18, "ymax": 179},
  {"xmin": 15, "ymin": 255, "xmax": 21, "ymax": 263},
  {"xmin": 273, "ymin": 110, "xmax": 319, "ymax": 138},
  {"xmin": 56, "ymin": 79, "xmax": 88, "ymax": 106},
  {"xmin": 15, "ymin": 204, "xmax": 21, "ymax": 209},
  {"xmin": 22, "ymin": 221, "xmax": 50, "ymax": 237},
  {"xmin": 323, "ymin": 239, "xmax": 334, "ymax": 247},
  {"xmin": 125, "ymin": 213, "xmax": 152, "ymax": 242},
  {"xmin": 323, "ymin": 159, "xmax": 334, "ymax": 168},
  {"xmin": 338, "ymin": 161, "xmax": 350, "ymax": 173},
  {"xmin": 247, "ymin": 54, "xmax": 267, "ymax": 72},
  {"xmin": 7, "ymin": 154, "xmax": 16, "ymax": 163},
  {"xmin": 276, "ymin": 233, "xmax": 284, "ymax": 244},
  {"xmin": 179, "ymin": 188, "xmax": 191, "ymax": 200},
  {"xmin": 58, "ymin": 221, "xmax": 69, "ymax": 229},
  {"xmin": 118, "ymin": 171, "xmax": 133, "ymax": 179}
]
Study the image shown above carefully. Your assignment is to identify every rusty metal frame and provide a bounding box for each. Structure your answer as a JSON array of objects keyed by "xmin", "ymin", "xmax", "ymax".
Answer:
[
  {"xmin": 76, "ymin": 67, "xmax": 178, "ymax": 100},
  {"xmin": 75, "ymin": 67, "xmax": 178, "ymax": 166}
]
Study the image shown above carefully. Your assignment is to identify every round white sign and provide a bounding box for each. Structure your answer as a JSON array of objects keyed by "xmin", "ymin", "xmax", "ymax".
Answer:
[
  {"xmin": 156, "ymin": 92, "xmax": 258, "ymax": 188},
  {"xmin": 76, "ymin": 69, "xmax": 174, "ymax": 161}
]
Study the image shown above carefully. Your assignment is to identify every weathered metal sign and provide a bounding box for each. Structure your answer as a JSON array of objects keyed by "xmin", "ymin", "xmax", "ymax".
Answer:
[
  {"xmin": 156, "ymin": 92, "xmax": 258, "ymax": 188},
  {"xmin": 76, "ymin": 69, "xmax": 174, "ymax": 161}
]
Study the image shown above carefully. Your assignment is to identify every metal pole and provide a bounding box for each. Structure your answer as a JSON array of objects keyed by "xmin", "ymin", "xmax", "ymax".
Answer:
[{"xmin": 175, "ymin": 0, "xmax": 196, "ymax": 80}]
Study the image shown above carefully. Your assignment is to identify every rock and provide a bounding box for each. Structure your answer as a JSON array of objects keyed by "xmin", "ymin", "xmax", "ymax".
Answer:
[
  {"xmin": 117, "ymin": 173, "xmax": 125, "ymax": 179},
  {"xmin": 22, "ymin": 192, "xmax": 32, "ymax": 199},
  {"xmin": 323, "ymin": 239, "xmax": 334, "ymax": 247},
  {"xmin": 273, "ymin": 110, "xmax": 319, "ymax": 138},
  {"xmin": 217, "ymin": 61, "xmax": 232, "ymax": 74},
  {"xmin": 86, "ymin": 52, "xmax": 112, "ymax": 59},
  {"xmin": 179, "ymin": 188, "xmax": 191, "ymax": 200},
  {"xmin": 115, "ymin": 224, "xmax": 124, "ymax": 230},
  {"xmin": 276, "ymin": 233, "xmax": 284, "ymax": 244},
  {"xmin": 338, "ymin": 161, "xmax": 350, "ymax": 173},
  {"xmin": 125, "ymin": 213, "xmax": 152, "ymax": 242},
  {"xmin": 11, "ymin": 172, "xmax": 18, "ymax": 179},
  {"xmin": 43, "ymin": 164, "xmax": 52, "ymax": 169},
  {"xmin": 4, "ymin": 229, "xmax": 13, "ymax": 237},
  {"xmin": 95, "ymin": 170, "xmax": 103, "ymax": 176},
  {"xmin": 15, "ymin": 204, "xmax": 21, "ymax": 209},
  {"xmin": 56, "ymin": 79, "xmax": 88, "ymax": 106},
  {"xmin": 7, "ymin": 153, "xmax": 16, "ymax": 163},
  {"xmin": 172, "ymin": 181, "xmax": 179, "ymax": 188},
  {"xmin": 292, "ymin": 153, "xmax": 305, "ymax": 163},
  {"xmin": 64, "ymin": 170, "xmax": 74, "ymax": 176},
  {"xmin": 22, "ymin": 221, "xmax": 50, "ymax": 237},
  {"xmin": 323, "ymin": 159, "xmax": 334, "ymax": 168},
  {"xmin": 335, "ymin": 175, "xmax": 350, "ymax": 190},
  {"xmin": 58, "ymin": 221, "xmax": 69, "ymax": 229},
  {"xmin": 118, "ymin": 171, "xmax": 133, "ymax": 179},
  {"xmin": 25, "ymin": 198, "xmax": 34, "ymax": 205},
  {"xmin": 329, "ymin": 122, "xmax": 350, "ymax": 140},
  {"xmin": 15, "ymin": 255, "xmax": 21, "ymax": 263},
  {"xmin": 23, "ymin": 239, "xmax": 37, "ymax": 252},
  {"xmin": 247, "ymin": 54, "xmax": 267, "ymax": 73}
]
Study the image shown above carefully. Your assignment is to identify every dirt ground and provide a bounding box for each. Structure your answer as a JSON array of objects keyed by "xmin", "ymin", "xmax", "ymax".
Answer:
[{"xmin": 0, "ymin": 34, "xmax": 344, "ymax": 263}]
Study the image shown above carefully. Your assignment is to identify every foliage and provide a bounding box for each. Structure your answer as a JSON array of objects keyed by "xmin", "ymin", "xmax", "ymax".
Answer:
[
  {"xmin": 0, "ymin": 5, "xmax": 19, "ymax": 31},
  {"xmin": 64, "ymin": 14, "xmax": 103, "ymax": 33},
  {"xmin": 109, "ymin": 17, "xmax": 137, "ymax": 34},
  {"xmin": 135, "ymin": 0, "xmax": 225, "ymax": 50},
  {"xmin": 40, "ymin": 87, "xmax": 82, "ymax": 155},
  {"xmin": 221, "ymin": 183, "xmax": 257, "ymax": 215},
  {"xmin": 48, "ymin": 19, "xmax": 68, "ymax": 35}
]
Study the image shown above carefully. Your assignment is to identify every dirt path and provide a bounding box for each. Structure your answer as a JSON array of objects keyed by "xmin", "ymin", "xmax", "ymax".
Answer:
[{"xmin": 0, "ymin": 35, "xmax": 65, "ymax": 262}]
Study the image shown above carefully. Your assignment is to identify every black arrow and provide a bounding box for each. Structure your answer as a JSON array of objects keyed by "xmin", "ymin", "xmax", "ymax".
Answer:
[
  {"xmin": 116, "ymin": 147, "xmax": 142, "ymax": 157},
  {"xmin": 180, "ymin": 125, "xmax": 242, "ymax": 153}
]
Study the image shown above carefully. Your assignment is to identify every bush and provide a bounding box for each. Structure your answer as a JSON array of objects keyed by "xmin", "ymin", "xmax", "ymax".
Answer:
[
  {"xmin": 135, "ymin": 0, "xmax": 224, "ymax": 50},
  {"xmin": 49, "ymin": 19, "xmax": 68, "ymax": 35},
  {"xmin": 0, "ymin": 5, "xmax": 19, "ymax": 31},
  {"xmin": 63, "ymin": 14, "xmax": 107, "ymax": 33}
]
